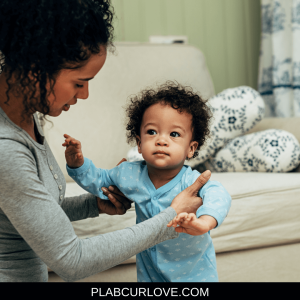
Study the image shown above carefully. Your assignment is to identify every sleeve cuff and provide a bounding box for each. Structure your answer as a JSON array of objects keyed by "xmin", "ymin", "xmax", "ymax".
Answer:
[
  {"xmin": 196, "ymin": 207, "xmax": 223, "ymax": 228},
  {"xmin": 66, "ymin": 157, "xmax": 90, "ymax": 177}
]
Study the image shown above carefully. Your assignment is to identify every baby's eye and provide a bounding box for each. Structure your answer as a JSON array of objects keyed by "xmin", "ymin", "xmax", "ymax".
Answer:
[
  {"xmin": 170, "ymin": 132, "xmax": 180, "ymax": 137},
  {"xmin": 76, "ymin": 84, "xmax": 84, "ymax": 88},
  {"xmin": 147, "ymin": 129, "xmax": 157, "ymax": 135}
]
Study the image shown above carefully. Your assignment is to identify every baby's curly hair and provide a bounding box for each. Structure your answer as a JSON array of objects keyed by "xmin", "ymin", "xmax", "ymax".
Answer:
[
  {"xmin": 125, "ymin": 81, "xmax": 212, "ymax": 159},
  {"xmin": 0, "ymin": 0, "xmax": 114, "ymax": 121}
]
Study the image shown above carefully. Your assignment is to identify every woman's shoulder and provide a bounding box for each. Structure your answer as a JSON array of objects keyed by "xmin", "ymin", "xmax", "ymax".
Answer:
[
  {"xmin": 0, "ymin": 114, "xmax": 34, "ymax": 164},
  {"xmin": 0, "ymin": 110, "xmax": 27, "ymax": 141}
]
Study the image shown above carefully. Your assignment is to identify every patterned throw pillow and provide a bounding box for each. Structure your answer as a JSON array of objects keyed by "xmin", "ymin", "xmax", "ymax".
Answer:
[
  {"xmin": 204, "ymin": 129, "xmax": 300, "ymax": 172},
  {"xmin": 186, "ymin": 86, "xmax": 265, "ymax": 167},
  {"xmin": 127, "ymin": 146, "xmax": 143, "ymax": 162}
]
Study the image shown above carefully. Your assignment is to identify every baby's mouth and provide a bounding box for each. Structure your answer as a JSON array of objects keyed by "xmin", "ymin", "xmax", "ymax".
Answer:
[{"xmin": 154, "ymin": 151, "xmax": 169, "ymax": 156}]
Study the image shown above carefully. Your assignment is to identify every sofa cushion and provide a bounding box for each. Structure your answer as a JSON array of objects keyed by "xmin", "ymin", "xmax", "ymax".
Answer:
[
  {"xmin": 204, "ymin": 129, "xmax": 300, "ymax": 172},
  {"xmin": 210, "ymin": 172, "xmax": 300, "ymax": 253}
]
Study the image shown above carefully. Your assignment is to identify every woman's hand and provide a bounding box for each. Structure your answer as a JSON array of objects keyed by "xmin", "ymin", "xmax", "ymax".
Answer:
[
  {"xmin": 170, "ymin": 170, "xmax": 211, "ymax": 215},
  {"xmin": 97, "ymin": 158, "xmax": 133, "ymax": 215},
  {"xmin": 97, "ymin": 186, "xmax": 132, "ymax": 215}
]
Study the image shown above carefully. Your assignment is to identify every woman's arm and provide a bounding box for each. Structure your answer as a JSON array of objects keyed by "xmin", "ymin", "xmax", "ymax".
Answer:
[
  {"xmin": 61, "ymin": 188, "xmax": 132, "ymax": 221},
  {"xmin": 60, "ymin": 193, "xmax": 99, "ymax": 222},
  {"xmin": 0, "ymin": 140, "xmax": 178, "ymax": 282}
]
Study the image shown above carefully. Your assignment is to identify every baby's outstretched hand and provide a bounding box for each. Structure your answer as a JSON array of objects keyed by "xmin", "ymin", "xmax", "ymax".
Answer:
[
  {"xmin": 167, "ymin": 213, "xmax": 214, "ymax": 236},
  {"xmin": 62, "ymin": 134, "xmax": 84, "ymax": 168}
]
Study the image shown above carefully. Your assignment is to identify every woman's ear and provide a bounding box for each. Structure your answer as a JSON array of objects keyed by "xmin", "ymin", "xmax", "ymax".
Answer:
[
  {"xmin": 136, "ymin": 136, "xmax": 142, "ymax": 153},
  {"xmin": 187, "ymin": 141, "xmax": 198, "ymax": 159}
]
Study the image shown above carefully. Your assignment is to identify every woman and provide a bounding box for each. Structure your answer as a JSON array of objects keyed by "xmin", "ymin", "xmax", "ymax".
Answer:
[{"xmin": 0, "ymin": 0, "xmax": 210, "ymax": 282}]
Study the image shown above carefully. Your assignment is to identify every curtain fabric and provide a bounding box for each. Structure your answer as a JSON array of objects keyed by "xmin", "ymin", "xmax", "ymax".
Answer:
[{"xmin": 258, "ymin": 0, "xmax": 300, "ymax": 117}]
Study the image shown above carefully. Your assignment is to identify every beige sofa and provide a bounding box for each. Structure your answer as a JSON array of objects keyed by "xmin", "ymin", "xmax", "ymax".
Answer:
[{"xmin": 45, "ymin": 43, "xmax": 300, "ymax": 282}]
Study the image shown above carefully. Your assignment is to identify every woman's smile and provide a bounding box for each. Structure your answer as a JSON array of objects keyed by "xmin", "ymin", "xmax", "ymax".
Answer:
[{"xmin": 63, "ymin": 104, "xmax": 70, "ymax": 111}]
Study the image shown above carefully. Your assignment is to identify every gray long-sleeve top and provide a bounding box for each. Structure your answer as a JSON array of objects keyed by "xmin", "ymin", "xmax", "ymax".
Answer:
[{"xmin": 0, "ymin": 107, "xmax": 178, "ymax": 282}]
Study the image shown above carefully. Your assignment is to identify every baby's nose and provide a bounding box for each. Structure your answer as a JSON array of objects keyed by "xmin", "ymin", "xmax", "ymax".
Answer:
[{"xmin": 155, "ymin": 137, "xmax": 168, "ymax": 146}]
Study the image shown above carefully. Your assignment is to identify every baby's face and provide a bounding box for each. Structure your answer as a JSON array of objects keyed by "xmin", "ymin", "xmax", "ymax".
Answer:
[{"xmin": 137, "ymin": 103, "xmax": 198, "ymax": 171}]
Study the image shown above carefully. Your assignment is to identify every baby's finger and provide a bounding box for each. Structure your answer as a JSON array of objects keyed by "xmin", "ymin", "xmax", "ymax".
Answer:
[
  {"xmin": 190, "ymin": 214, "xmax": 197, "ymax": 221},
  {"xmin": 176, "ymin": 212, "xmax": 188, "ymax": 221},
  {"xmin": 185, "ymin": 214, "xmax": 192, "ymax": 222},
  {"xmin": 62, "ymin": 139, "xmax": 70, "ymax": 146},
  {"xmin": 69, "ymin": 139, "xmax": 81, "ymax": 146},
  {"xmin": 76, "ymin": 153, "xmax": 83, "ymax": 160}
]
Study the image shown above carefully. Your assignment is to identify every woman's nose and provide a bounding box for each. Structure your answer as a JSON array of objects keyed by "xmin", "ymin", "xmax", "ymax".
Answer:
[{"xmin": 77, "ymin": 82, "xmax": 89, "ymax": 100}]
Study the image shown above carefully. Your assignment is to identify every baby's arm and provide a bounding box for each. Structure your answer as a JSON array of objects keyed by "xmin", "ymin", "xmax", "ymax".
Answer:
[
  {"xmin": 63, "ymin": 134, "xmax": 115, "ymax": 198},
  {"xmin": 167, "ymin": 213, "xmax": 217, "ymax": 235},
  {"xmin": 197, "ymin": 180, "xmax": 231, "ymax": 229},
  {"xmin": 63, "ymin": 134, "xmax": 85, "ymax": 168},
  {"xmin": 181, "ymin": 169, "xmax": 231, "ymax": 232}
]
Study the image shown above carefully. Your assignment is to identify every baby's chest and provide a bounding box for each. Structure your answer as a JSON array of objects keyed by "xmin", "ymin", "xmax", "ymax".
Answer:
[{"xmin": 132, "ymin": 185, "xmax": 184, "ymax": 218}]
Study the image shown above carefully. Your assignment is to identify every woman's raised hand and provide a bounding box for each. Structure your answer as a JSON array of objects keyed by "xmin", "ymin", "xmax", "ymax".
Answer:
[
  {"xmin": 62, "ymin": 134, "xmax": 85, "ymax": 168},
  {"xmin": 170, "ymin": 170, "xmax": 211, "ymax": 215}
]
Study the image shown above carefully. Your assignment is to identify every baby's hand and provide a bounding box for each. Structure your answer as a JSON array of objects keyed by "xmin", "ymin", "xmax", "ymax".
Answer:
[
  {"xmin": 167, "ymin": 213, "xmax": 213, "ymax": 236},
  {"xmin": 62, "ymin": 134, "xmax": 84, "ymax": 168}
]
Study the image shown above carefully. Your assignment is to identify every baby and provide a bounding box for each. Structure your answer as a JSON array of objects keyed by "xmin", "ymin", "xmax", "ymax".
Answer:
[{"xmin": 63, "ymin": 81, "xmax": 231, "ymax": 282}]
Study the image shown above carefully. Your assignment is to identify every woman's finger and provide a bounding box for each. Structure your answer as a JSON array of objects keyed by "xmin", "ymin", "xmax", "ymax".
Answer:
[
  {"xmin": 167, "ymin": 220, "xmax": 174, "ymax": 227},
  {"xmin": 107, "ymin": 193, "xmax": 123, "ymax": 209},
  {"xmin": 187, "ymin": 170, "xmax": 211, "ymax": 195},
  {"xmin": 117, "ymin": 158, "xmax": 127, "ymax": 166},
  {"xmin": 102, "ymin": 187, "xmax": 132, "ymax": 210},
  {"xmin": 108, "ymin": 185, "xmax": 126, "ymax": 197},
  {"xmin": 174, "ymin": 226, "xmax": 185, "ymax": 233}
]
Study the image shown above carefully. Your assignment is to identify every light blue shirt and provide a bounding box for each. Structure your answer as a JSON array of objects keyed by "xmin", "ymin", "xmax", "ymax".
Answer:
[{"xmin": 67, "ymin": 158, "xmax": 231, "ymax": 282}]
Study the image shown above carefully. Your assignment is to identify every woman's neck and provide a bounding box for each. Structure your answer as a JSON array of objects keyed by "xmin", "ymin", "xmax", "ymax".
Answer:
[
  {"xmin": 147, "ymin": 164, "xmax": 184, "ymax": 190},
  {"xmin": 0, "ymin": 73, "xmax": 36, "ymax": 141}
]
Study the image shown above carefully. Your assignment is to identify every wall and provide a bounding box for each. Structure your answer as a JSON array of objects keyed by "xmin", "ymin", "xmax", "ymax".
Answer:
[{"xmin": 111, "ymin": 0, "xmax": 261, "ymax": 94}]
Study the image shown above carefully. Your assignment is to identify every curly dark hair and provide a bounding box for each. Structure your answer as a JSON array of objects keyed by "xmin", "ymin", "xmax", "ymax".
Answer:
[
  {"xmin": 0, "ymin": 0, "xmax": 114, "ymax": 121},
  {"xmin": 125, "ymin": 81, "xmax": 212, "ymax": 159}
]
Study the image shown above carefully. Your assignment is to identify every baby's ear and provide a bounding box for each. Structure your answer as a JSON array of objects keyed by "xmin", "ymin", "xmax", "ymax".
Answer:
[
  {"xmin": 136, "ymin": 136, "xmax": 142, "ymax": 153},
  {"xmin": 187, "ymin": 141, "xmax": 198, "ymax": 159}
]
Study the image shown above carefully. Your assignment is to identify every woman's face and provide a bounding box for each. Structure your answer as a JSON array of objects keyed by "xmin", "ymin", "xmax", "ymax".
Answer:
[{"xmin": 47, "ymin": 48, "xmax": 107, "ymax": 117}]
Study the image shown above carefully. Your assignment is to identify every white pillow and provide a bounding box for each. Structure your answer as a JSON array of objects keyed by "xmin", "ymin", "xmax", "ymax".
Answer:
[
  {"xmin": 127, "ymin": 146, "xmax": 143, "ymax": 162},
  {"xmin": 204, "ymin": 129, "xmax": 300, "ymax": 172},
  {"xmin": 186, "ymin": 86, "xmax": 265, "ymax": 167}
]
